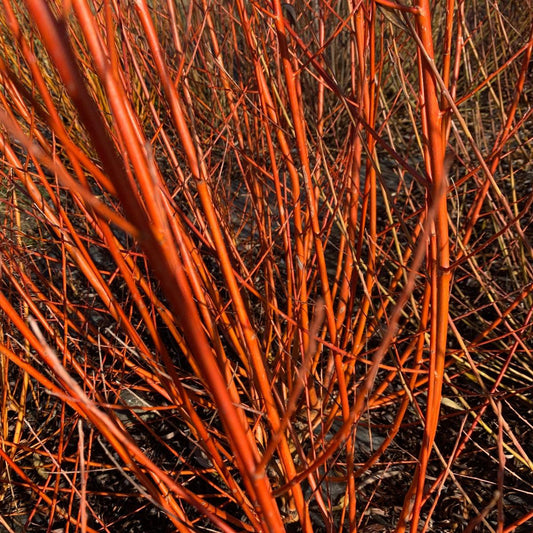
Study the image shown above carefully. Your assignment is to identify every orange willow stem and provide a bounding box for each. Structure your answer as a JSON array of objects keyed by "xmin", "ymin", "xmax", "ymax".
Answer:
[
  {"xmin": 19, "ymin": 0, "xmax": 285, "ymax": 529},
  {"xmin": 459, "ymin": 22, "xmax": 533, "ymax": 253},
  {"xmin": 133, "ymin": 1, "xmax": 310, "ymax": 528},
  {"xmin": 397, "ymin": 0, "xmax": 450, "ymax": 530}
]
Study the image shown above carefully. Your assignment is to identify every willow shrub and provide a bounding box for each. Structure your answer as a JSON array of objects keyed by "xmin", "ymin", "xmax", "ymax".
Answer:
[{"xmin": 0, "ymin": 1, "xmax": 532, "ymax": 531}]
